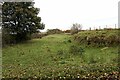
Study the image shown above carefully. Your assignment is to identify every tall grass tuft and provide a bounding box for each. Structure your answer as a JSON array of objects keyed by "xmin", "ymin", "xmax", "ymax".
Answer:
[{"xmin": 69, "ymin": 45, "xmax": 85, "ymax": 56}]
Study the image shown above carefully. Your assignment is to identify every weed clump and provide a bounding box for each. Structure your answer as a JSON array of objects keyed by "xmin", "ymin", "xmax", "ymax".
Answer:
[
  {"xmin": 69, "ymin": 45, "xmax": 85, "ymax": 55},
  {"xmin": 57, "ymin": 50, "xmax": 64, "ymax": 55},
  {"xmin": 63, "ymin": 39, "xmax": 72, "ymax": 44},
  {"xmin": 68, "ymin": 39, "xmax": 72, "ymax": 43},
  {"xmin": 88, "ymin": 56, "xmax": 97, "ymax": 64},
  {"xmin": 60, "ymin": 60, "xmax": 66, "ymax": 64}
]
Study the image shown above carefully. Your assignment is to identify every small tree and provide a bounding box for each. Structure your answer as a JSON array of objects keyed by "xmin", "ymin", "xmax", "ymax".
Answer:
[
  {"xmin": 2, "ymin": 2, "xmax": 45, "ymax": 43},
  {"xmin": 71, "ymin": 23, "xmax": 82, "ymax": 34}
]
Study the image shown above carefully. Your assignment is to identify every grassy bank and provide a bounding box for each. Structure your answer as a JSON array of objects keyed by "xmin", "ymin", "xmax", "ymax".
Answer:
[
  {"xmin": 2, "ymin": 32, "xmax": 119, "ymax": 79},
  {"xmin": 74, "ymin": 29, "xmax": 120, "ymax": 47}
]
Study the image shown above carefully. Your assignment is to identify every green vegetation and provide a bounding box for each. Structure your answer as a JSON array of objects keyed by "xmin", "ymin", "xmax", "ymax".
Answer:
[
  {"xmin": 74, "ymin": 29, "xmax": 120, "ymax": 46},
  {"xmin": 2, "ymin": 30, "xmax": 119, "ymax": 79},
  {"xmin": 2, "ymin": 2, "xmax": 45, "ymax": 46},
  {"xmin": 1, "ymin": 1, "xmax": 119, "ymax": 79},
  {"xmin": 47, "ymin": 29, "xmax": 62, "ymax": 34}
]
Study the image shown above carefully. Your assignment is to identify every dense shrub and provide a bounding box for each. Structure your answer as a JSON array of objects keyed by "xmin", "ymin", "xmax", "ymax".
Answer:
[
  {"xmin": 63, "ymin": 30, "xmax": 71, "ymax": 33},
  {"xmin": 2, "ymin": 28, "xmax": 32, "ymax": 47},
  {"xmin": 47, "ymin": 29, "xmax": 62, "ymax": 35},
  {"xmin": 3, "ymin": 30, "xmax": 32, "ymax": 44},
  {"xmin": 2, "ymin": 29, "xmax": 16, "ymax": 46},
  {"xmin": 74, "ymin": 30, "xmax": 120, "ymax": 47}
]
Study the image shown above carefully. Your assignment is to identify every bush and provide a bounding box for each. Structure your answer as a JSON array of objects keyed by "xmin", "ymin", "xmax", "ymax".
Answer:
[
  {"xmin": 2, "ymin": 29, "xmax": 16, "ymax": 46},
  {"xmin": 47, "ymin": 29, "xmax": 62, "ymax": 35},
  {"xmin": 73, "ymin": 30, "xmax": 120, "ymax": 47},
  {"xmin": 2, "ymin": 28, "xmax": 33, "ymax": 47}
]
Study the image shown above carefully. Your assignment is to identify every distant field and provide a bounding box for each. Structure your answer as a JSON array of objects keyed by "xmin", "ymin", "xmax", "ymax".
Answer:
[{"xmin": 2, "ymin": 31, "xmax": 120, "ymax": 79}]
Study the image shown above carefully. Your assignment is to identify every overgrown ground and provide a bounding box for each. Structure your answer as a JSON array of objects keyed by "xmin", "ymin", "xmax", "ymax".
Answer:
[{"xmin": 2, "ymin": 30, "xmax": 120, "ymax": 79}]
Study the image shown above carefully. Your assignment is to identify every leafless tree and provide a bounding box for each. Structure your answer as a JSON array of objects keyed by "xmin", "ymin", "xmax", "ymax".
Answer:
[{"xmin": 71, "ymin": 23, "xmax": 82, "ymax": 34}]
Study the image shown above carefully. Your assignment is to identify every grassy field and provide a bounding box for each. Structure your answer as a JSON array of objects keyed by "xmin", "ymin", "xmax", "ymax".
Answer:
[{"xmin": 2, "ymin": 32, "xmax": 119, "ymax": 79}]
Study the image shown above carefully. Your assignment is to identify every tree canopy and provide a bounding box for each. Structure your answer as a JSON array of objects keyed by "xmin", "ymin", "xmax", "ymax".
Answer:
[{"xmin": 2, "ymin": 2, "xmax": 45, "ymax": 43}]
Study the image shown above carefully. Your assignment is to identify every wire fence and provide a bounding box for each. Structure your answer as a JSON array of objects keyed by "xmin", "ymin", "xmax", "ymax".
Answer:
[{"xmin": 86, "ymin": 24, "xmax": 118, "ymax": 30}]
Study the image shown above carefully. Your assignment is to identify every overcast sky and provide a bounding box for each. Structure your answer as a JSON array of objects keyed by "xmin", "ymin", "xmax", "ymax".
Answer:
[{"xmin": 34, "ymin": 0, "xmax": 119, "ymax": 31}]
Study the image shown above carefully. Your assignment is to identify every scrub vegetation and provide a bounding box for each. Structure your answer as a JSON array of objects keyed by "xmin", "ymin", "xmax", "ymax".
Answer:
[{"xmin": 2, "ymin": 30, "xmax": 120, "ymax": 79}]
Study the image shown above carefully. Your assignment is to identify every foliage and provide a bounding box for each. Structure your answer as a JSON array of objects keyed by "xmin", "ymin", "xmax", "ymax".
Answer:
[
  {"xmin": 31, "ymin": 32, "xmax": 47, "ymax": 39},
  {"xmin": 47, "ymin": 29, "xmax": 62, "ymax": 34},
  {"xmin": 67, "ymin": 39, "xmax": 71, "ymax": 43},
  {"xmin": 71, "ymin": 23, "xmax": 82, "ymax": 35},
  {"xmin": 2, "ymin": 2, "xmax": 45, "ymax": 44},
  {"xmin": 2, "ymin": 28, "xmax": 13, "ymax": 45},
  {"xmin": 63, "ymin": 30, "xmax": 71, "ymax": 33},
  {"xmin": 74, "ymin": 29, "xmax": 120, "ymax": 46},
  {"xmin": 57, "ymin": 49, "xmax": 64, "ymax": 55},
  {"xmin": 69, "ymin": 45, "xmax": 85, "ymax": 55}
]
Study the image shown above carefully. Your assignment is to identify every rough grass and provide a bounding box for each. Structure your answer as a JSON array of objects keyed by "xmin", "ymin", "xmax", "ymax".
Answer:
[
  {"xmin": 74, "ymin": 29, "xmax": 120, "ymax": 46},
  {"xmin": 2, "ymin": 33, "xmax": 119, "ymax": 79}
]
